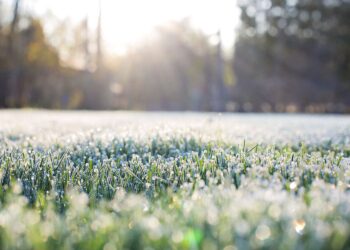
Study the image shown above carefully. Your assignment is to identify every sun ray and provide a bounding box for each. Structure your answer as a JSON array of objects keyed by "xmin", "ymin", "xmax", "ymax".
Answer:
[{"xmin": 25, "ymin": 0, "xmax": 240, "ymax": 54}]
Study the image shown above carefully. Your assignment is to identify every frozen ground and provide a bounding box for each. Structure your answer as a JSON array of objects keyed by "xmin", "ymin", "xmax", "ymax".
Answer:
[
  {"xmin": 1, "ymin": 110, "xmax": 350, "ymax": 145},
  {"xmin": 0, "ymin": 110, "xmax": 350, "ymax": 249}
]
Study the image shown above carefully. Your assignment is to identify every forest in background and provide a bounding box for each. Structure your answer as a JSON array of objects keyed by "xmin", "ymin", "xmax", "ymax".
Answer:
[{"xmin": 0, "ymin": 0, "xmax": 349, "ymax": 112}]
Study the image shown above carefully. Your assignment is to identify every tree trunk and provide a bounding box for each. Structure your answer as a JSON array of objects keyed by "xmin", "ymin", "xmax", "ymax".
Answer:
[{"xmin": 7, "ymin": 0, "xmax": 21, "ymax": 107}]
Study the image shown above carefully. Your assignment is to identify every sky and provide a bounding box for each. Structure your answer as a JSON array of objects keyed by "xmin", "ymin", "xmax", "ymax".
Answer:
[{"xmin": 12, "ymin": 0, "xmax": 241, "ymax": 54}]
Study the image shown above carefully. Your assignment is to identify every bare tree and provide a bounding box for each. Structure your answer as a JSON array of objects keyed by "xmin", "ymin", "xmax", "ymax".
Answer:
[
  {"xmin": 207, "ymin": 31, "xmax": 226, "ymax": 111},
  {"xmin": 0, "ymin": 0, "xmax": 3, "ymax": 31},
  {"xmin": 83, "ymin": 17, "xmax": 91, "ymax": 71},
  {"xmin": 213, "ymin": 30, "xmax": 226, "ymax": 111},
  {"xmin": 7, "ymin": 0, "xmax": 21, "ymax": 107},
  {"xmin": 96, "ymin": 0, "xmax": 102, "ymax": 71}
]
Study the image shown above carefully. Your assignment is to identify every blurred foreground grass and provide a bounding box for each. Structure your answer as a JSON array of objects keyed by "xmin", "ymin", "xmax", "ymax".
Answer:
[{"xmin": 0, "ymin": 111, "xmax": 350, "ymax": 250}]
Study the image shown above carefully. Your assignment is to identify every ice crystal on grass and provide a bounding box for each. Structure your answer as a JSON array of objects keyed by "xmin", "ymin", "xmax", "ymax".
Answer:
[{"xmin": 0, "ymin": 111, "xmax": 350, "ymax": 249}]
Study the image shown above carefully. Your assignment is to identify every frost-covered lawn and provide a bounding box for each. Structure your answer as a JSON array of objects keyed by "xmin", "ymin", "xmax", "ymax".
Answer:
[{"xmin": 0, "ymin": 110, "xmax": 350, "ymax": 250}]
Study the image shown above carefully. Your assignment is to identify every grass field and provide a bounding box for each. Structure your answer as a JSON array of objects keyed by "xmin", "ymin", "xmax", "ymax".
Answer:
[{"xmin": 0, "ymin": 111, "xmax": 350, "ymax": 250}]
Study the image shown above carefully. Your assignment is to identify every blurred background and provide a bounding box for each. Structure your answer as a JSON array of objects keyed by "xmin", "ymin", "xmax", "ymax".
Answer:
[{"xmin": 0, "ymin": 0, "xmax": 349, "ymax": 112}]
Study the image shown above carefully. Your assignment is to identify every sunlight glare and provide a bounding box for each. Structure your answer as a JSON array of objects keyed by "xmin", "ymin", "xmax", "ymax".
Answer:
[{"xmin": 27, "ymin": 0, "xmax": 240, "ymax": 54}]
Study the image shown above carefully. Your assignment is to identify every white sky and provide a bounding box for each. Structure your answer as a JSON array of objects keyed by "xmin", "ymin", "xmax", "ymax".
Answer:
[{"xmin": 9, "ymin": 0, "xmax": 241, "ymax": 54}]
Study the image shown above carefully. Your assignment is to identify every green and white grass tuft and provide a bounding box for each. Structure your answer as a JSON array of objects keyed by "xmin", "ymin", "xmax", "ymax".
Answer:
[{"xmin": 0, "ymin": 111, "xmax": 350, "ymax": 250}]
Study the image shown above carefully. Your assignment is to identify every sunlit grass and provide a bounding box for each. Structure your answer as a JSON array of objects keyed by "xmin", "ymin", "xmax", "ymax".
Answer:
[{"xmin": 0, "ymin": 111, "xmax": 350, "ymax": 249}]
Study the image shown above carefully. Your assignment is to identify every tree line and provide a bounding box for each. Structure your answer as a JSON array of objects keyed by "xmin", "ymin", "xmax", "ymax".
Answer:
[
  {"xmin": 0, "ymin": 0, "xmax": 113, "ymax": 109},
  {"xmin": 0, "ymin": 0, "xmax": 349, "ymax": 112},
  {"xmin": 233, "ymin": 0, "xmax": 350, "ymax": 112}
]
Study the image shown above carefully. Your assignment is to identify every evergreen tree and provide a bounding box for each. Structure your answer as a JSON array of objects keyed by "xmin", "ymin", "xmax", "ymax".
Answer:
[{"xmin": 234, "ymin": 0, "xmax": 350, "ymax": 112}]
